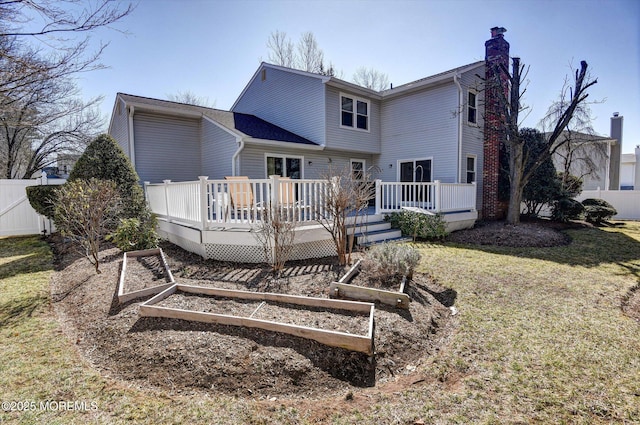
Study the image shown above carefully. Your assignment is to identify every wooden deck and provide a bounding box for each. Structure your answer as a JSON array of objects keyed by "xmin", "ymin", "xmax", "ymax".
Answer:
[{"xmin": 146, "ymin": 176, "xmax": 478, "ymax": 261}]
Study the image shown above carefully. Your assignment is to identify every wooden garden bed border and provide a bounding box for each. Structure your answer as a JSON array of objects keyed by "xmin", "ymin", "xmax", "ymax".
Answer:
[
  {"xmin": 139, "ymin": 284, "xmax": 376, "ymax": 355},
  {"xmin": 118, "ymin": 248, "xmax": 176, "ymax": 304},
  {"xmin": 329, "ymin": 259, "xmax": 411, "ymax": 309}
]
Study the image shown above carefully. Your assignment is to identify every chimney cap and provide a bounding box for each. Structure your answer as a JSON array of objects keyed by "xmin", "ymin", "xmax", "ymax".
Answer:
[
  {"xmin": 613, "ymin": 112, "xmax": 619, "ymax": 117},
  {"xmin": 491, "ymin": 27, "xmax": 507, "ymax": 37}
]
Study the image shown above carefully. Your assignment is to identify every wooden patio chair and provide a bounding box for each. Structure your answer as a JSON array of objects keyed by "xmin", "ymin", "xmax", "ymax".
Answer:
[
  {"xmin": 278, "ymin": 177, "xmax": 310, "ymax": 219},
  {"xmin": 224, "ymin": 176, "xmax": 254, "ymax": 212}
]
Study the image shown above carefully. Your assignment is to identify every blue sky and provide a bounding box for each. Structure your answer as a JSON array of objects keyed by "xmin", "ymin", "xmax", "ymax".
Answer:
[{"xmin": 77, "ymin": 0, "xmax": 639, "ymax": 153}]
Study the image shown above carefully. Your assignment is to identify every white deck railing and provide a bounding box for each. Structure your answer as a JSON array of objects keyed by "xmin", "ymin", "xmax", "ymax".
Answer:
[
  {"xmin": 145, "ymin": 176, "xmax": 331, "ymax": 229},
  {"xmin": 145, "ymin": 177, "xmax": 477, "ymax": 230},
  {"xmin": 375, "ymin": 180, "xmax": 477, "ymax": 214}
]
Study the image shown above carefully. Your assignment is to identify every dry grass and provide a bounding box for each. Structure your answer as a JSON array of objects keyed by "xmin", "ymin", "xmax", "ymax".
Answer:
[{"xmin": 1, "ymin": 222, "xmax": 639, "ymax": 424}]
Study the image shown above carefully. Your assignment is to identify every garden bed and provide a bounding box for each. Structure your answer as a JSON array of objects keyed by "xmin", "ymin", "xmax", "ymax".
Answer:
[
  {"xmin": 140, "ymin": 284, "xmax": 375, "ymax": 354},
  {"xmin": 329, "ymin": 259, "xmax": 411, "ymax": 309},
  {"xmin": 50, "ymin": 239, "xmax": 454, "ymax": 398},
  {"xmin": 117, "ymin": 248, "xmax": 175, "ymax": 303}
]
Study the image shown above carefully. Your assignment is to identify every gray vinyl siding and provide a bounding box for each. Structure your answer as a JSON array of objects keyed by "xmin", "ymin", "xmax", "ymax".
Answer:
[
  {"xmin": 459, "ymin": 65, "xmax": 485, "ymax": 211},
  {"xmin": 377, "ymin": 82, "xmax": 459, "ymax": 183},
  {"xmin": 108, "ymin": 98, "xmax": 130, "ymax": 157},
  {"xmin": 201, "ymin": 119, "xmax": 237, "ymax": 179},
  {"xmin": 233, "ymin": 67, "xmax": 326, "ymax": 145},
  {"xmin": 133, "ymin": 112, "xmax": 201, "ymax": 183},
  {"xmin": 239, "ymin": 145, "xmax": 373, "ymax": 180},
  {"xmin": 325, "ymin": 86, "xmax": 381, "ymax": 154}
]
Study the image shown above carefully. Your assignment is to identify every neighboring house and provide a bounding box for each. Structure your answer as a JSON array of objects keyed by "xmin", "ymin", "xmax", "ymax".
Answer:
[
  {"xmin": 551, "ymin": 113, "xmax": 624, "ymax": 191},
  {"xmin": 108, "ymin": 28, "xmax": 517, "ymax": 218},
  {"xmin": 621, "ymin": 146, "xmax": 639, "ymax": 190}
]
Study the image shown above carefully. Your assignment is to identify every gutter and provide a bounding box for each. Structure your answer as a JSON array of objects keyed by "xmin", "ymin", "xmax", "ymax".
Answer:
[{"xmin": 453, "ymin": 73, "xmax": 463, "ymax": 183}]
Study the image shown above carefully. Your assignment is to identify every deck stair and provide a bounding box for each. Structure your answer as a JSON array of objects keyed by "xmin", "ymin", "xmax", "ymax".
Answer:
[{"xmin": 347, "ymin": 215, "xmax": 412, "ymax": 247}]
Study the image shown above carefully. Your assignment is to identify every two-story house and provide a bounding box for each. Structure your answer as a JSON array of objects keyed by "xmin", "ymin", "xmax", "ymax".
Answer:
[{"xmin": 109, "ymin": 27, "xmax": 513, "ymax": 221}]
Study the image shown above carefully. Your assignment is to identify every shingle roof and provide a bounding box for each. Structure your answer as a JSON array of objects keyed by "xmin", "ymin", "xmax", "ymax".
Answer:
[
  {"xmin": 231, "ymin": 113, "xmax": 317, "ymax": 145},
  {"xmin": 116, "ymin": 93, "xmax": 318, "ymax": 146}
]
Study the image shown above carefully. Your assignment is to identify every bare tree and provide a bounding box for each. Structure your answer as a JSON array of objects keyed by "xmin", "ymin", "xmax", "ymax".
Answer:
[
  {"xmin": 353, "ymin": 67, "xmax": 390, "ymax": 91},
  {"xmin": 316, "ymin": 165, "xmax": 375, "ymax": 266},
  {"xmin": 488, "ymin": 58, "xmax": 597, "ymax": 224},
  {"xmin": 297, "ymin": 31, "xmax": 324, "ymax": 73},
  {"xmin": 167, "ymin": 90, "xmax": 216, "ymax": 108},
  {"xmin": 266, "ymin": 30, "xmax": 295, "ymax": 68},
  {"xmin": 0, "ymin": 1, "xmax": 133, "ymax": 178},
  {"xmin": 0, "ymin": 0, "xmax": 133, "ymax": 39},
  {"xmin": 253, "ymin": 204, "xmax": 297, "ymax": 277},
  {"xmin": 54, "ymin": 178, "xmax": 121, "ymax": 274}
]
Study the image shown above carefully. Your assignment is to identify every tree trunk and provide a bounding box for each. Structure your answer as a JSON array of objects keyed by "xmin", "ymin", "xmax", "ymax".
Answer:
[{"xmin": 507, "ymin": 142, "xmax": 525, "ymax": 224}]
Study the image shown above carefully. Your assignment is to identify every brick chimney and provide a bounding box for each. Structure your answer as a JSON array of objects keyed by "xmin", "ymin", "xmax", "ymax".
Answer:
[{"xmin": 482, "ymin": 27, "xmax": 510, "ymax": 220}]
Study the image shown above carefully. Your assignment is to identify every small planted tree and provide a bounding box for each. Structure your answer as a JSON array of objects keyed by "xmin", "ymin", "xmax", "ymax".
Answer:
[
  {"xmin": 54, "ymin": 179, "xmax": 121, "ymax": 273},
  {"xmin": 253, "ymin": 204, "xmax": 297, "ymax": 276},
  {"xmin": 316, "ymin": 165, "xmax": 375, "ymax": 266}
]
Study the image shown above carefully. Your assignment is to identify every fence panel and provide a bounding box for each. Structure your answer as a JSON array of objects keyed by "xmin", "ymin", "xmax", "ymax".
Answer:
[
  {"xmin": 0, "ymin": 177, "xmax": 65, "ymax": 236},
  {"xmin": 576, "ymin": 190, "xmax": 640, "ymax": 220}
]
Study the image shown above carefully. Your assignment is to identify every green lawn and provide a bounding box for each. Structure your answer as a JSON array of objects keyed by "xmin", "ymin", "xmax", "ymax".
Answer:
[{"xmin": 1, "ymin": 223, "xmax": 639, "ymax": 424}]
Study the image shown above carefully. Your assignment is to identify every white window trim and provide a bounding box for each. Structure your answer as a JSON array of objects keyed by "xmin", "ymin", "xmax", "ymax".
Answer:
[
  {"xmin": 350, "ymin": 158, "xmax": 367, "ymax": 180},
  {"xmin": 397, "ymin": 157, "xmax": 434, "ymax": 182},
  {"xmin": 465, "ymin": 154, "xmax": 477, "ymax": 183},
  {"xmin": 264, "ymin": 153, "xmax": 304, "ymax": 178},
  {"xmin": 339, "ymin": 92, "xmax": 370, "ymax": 133},
  {"xmin": 467, "ymin": 89, "xmax": 478, "ymax": 126}
]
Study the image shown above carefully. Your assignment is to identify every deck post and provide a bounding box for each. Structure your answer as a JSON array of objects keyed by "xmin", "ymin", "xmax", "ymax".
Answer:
[
  {"xmin": 143, "ymin": 181, "xmax": 150, "ymax": 202},
  {"xmin": 434, "ymin": 180, "xmax": 441, "ymax": 212},
  {"xmin": 374, "ymin": 179, "xmax": 382, "ymax": 215},
  {"xmin": 269, "ymin": 174, "xmax": 280, "ymax": 212},
  {"xmin": 198, "ymin": 176, "xmax": 208, "ymax": 230},
  {"xmin": 163, "ymin": 180, "xmax": 171, "ymax": 223}
]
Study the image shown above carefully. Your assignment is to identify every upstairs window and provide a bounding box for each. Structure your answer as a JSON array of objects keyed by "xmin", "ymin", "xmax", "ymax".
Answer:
[
  {"xmin": 467, "ymin": 90, "xmax": 477, "ymax": 124},
  {"xmin": 341, "ymin": 94, "xmax": 369, "ymax": 131}
]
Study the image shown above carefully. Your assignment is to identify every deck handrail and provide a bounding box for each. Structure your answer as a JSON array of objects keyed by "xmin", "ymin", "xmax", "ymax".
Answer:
[
  {"xmin": 144, "ymin": 177, "xmax": 477, "ymax": 230},
  {"xmin": 375, "ymin": 180, "xmax": 477, "ymax": 214}
]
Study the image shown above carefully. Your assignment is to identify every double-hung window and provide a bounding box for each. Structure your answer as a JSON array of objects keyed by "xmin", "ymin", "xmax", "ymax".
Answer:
[
  {"xmin": 341, "ymin": 94, "xmax": 369, "ymax": 131},
  {"xmin": 466, "ymin": 155, "xmax": 476, "ymax": 183},
  {"xmin": 467, "ymin": 90, "xmax": 477, "ymax": 125}
]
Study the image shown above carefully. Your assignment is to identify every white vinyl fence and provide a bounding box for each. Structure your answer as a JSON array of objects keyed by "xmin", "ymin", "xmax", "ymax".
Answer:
[
  {"xmin": 576, "ymin": 189, "xmax": 640, "ymax": 220},
  {"xmin": 0, "ymin": 176, "xmax": 66, "ymax": 237}
]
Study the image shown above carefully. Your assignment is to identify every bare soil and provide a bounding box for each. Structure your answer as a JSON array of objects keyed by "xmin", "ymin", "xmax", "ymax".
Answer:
[{"xmin": 50, "ymin": 237, "xmax": 454, "ymax": 399}]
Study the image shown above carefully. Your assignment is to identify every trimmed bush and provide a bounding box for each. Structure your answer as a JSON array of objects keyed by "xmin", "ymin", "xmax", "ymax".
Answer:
[
  {"xmin": 386, "ymin": 210, "xmax": 447, "ymax": 241},
  {"xmin": 26, "ymin": 185, "xmax": 59, "ymax": 219},
  {"xmin": 551, "ymin": 197, "xmax": 584, "ymax": 222},
  {"xmin": 582, "ymin": 198, "xmax": 617, "ymax": 224},
  {"xmin": 108, "ymin": 210, "xmax": 159, "ymax": 252},
  {"xmin": 365, "ymin": 243, "xmax": 421, "ymax": 284},
  {"xmin": 69, "ymin": 134, "xmax": 145, "ymax": 219}
]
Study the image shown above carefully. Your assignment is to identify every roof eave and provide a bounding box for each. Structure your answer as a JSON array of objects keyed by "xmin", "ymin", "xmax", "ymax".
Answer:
[{"xmin": 244, "ymin": 137, "xmax": 324, "ymax": 150}]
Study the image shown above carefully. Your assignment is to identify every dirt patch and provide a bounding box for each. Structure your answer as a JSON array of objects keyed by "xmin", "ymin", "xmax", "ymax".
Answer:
[
  {"xmin": 122, "ymin": 252, "xmax": 173, "ymax": 293},
  {"xmin": 622, "ymin": 284, "xmax": 640, "ymax": 323},
  {"xmin": 50, "ymin": 239, "xmax": 454, "ymax": 399},
  {"xmin": 445, "ymin": 219, "xmax": 583, "ymax": 247}
]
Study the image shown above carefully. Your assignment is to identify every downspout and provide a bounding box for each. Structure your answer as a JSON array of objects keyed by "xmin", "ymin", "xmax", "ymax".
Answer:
[
  {"xmin": 128, "ymin": 105, "xmax": 136, "ymax": 167},
  {"xmin": 453, "ymin": 73, "xmax": 463, "ymax": 183},
  {"xmin": 231, "ymin": 137, "xmax": 244, "ymax": 176}
]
